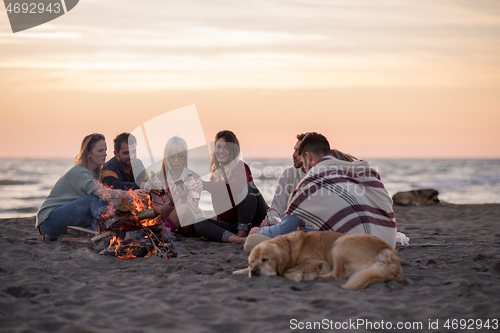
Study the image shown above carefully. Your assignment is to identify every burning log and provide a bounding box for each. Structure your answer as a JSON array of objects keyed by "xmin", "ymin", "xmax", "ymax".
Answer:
[
  {"xmin": 100, "ymin": 245, "xmax": 149, "ymax": 258},
  {"xmin": 91, "ymin": 231, "xmax": 113, "ymax": 243},
  {"xmin": 137, "ymin": 209, "xmax": 158, "ymax": 220},
  {"xmin": 103, "ymin": 208, "xmax": 159, "ymax": 230}
]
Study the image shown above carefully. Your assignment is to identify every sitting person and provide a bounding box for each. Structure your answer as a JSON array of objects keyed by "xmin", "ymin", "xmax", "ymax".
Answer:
[
  {"xmin": 193, "ymin": 130, "xmax": 268, "ymax": 244},
  {"xmin": 101, "ymin": 132, "xmax": 147, "ymax": 190},
  {"xmin": 155, "ymin": 136, "xmax": 203, "ymax": 236},
  {"xmin": 246, "ymin": 132, "xmax": 396, "ymax": 253},
  {"xmin": 263, "ymin": 133, "xmax": 358, "ymax": 227},
  {"xmin": 36, "ymin": 133, "xmax": 148, "ymax": 240}
]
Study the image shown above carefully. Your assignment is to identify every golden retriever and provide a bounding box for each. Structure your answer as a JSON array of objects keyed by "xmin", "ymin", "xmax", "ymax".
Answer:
[
  {"xmin": 392, "ymin": 189, "xmax": 440, "ymax": 206},
  {"xmin": 234, "ymin": 231, "xmax": 403, "ymax": 290}
]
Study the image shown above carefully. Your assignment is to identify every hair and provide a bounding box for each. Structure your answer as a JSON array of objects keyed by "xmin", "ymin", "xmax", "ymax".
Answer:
[
  {"xmin": 159, "ymin": 136, "xmax": 189, "ymax": 181},
  {"xmin": 296, "ymin": 133, "xmax": 308, "ymax": 141},
  {"xmin": 210, "ymin": 130, "xmax": 241, "ymax": 173},
  {"xmin": 297, "ymin": 132, "xmax": 330, "ymax": 158},
  {"xmin": 113, "ymin": 132, "xmax": 136, "ymax": 153},
  {"xmin": 75, "ymin": 133, "xmax": 106, "ymax": 179},
  {"xmin": 330, "ymin": 149, "xmax": 358, "ymax": 162}
]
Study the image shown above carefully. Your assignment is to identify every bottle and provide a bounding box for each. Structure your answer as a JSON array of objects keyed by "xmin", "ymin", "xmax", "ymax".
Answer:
[
  {"xmin": 147, "ymin": 171, "xmax": 166, "ymax": 197},
  {"xmin": 187, "ymin": 171, "xmax": 200, "ymax": 201},
  {"xmin": 266, "ymin": 210, "xmax": 273, "ymax": 225}
]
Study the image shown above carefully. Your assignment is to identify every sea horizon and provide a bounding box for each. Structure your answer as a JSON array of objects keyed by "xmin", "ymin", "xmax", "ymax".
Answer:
[{"xmin": 1, "ymin": 157, "xmax": 499, "ymax": 219}]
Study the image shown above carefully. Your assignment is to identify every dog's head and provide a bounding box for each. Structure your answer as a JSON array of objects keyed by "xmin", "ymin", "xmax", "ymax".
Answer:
[
  {"xmin": 247, "ymin": 238, "xmax": 293, "ymax": 277},
  {"xmin": 232, "ymin": 231, "xmax": 306, "ymax": 278},
  {"xmin": 418, "ymin": 188, "xmax": 440, "ymax": 203}
]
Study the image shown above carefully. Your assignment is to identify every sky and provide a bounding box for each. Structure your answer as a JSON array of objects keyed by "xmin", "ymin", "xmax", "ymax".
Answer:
[{"xmin": 0, "ymin": 0, "xmax": 499, "ymax": 159}]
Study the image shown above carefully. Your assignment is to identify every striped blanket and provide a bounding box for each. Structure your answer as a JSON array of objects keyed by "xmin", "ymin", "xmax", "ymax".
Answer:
[{"xmin": 285, "ymin": 156, "xmax": 397, "ymax": 247}]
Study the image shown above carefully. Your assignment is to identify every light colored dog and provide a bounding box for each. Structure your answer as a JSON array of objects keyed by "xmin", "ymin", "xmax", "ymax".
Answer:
[
  {"xmin": 392, "ymin": 189, "xmax": 440, "ymax": 206},
  {"xmin": 234, "ymin": 231, "xmax": 403, "ymax": 290}
]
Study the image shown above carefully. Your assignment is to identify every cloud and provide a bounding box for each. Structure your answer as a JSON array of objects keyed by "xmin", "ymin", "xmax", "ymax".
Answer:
[{"xmin": 0, "ymin": 0, "xmax": 499, "ymax": 89}]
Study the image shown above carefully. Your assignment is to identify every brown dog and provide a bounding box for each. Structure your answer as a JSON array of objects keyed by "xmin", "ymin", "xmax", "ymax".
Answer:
[
  {"xmin": 234, "ymin": 231, "xmax": 403, "ymax": 290},
  {"xmin": 392, "ymin": 189, "xmax": 440, "ymax": 206}
]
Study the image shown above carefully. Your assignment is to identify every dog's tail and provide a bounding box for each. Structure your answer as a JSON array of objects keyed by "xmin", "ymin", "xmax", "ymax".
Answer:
[{"xmin": 342, "ymin": 249, "xmax": 403, "ymax": 290}]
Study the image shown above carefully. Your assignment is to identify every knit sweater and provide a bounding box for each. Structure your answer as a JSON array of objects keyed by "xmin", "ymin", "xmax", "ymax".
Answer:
[
  {"xmin": 268, "ymin": 166, "xmax": 307, "ymax": 223},
  {"xmin": 36, "ymin": 165, "xmax": 126, "ymax": 228}
]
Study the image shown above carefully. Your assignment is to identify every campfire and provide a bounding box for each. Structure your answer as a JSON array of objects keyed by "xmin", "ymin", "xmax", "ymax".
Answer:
[{"xmin": 59, "ymin": 186, "xmax": 179, "ymax": 259}]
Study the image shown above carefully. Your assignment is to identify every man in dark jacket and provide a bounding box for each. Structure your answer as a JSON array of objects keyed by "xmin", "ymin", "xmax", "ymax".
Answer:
[{"xmin": 101, "ymin": 132, "xmax": 147, "ymax": 190}]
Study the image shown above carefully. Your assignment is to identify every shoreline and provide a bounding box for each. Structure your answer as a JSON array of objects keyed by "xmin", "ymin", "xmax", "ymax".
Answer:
[{"xmin": 1, "ymin": 203, "xmax": 499, "ymax": 332}]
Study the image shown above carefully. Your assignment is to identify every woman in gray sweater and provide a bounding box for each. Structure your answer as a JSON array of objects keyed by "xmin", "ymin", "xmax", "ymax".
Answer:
[{"xmin": 36, "ymin": 133, "xmax": 148, "ymax": 240}]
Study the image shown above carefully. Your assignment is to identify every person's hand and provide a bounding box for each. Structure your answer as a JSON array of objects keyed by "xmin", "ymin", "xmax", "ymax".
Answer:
[
  {"xmin": 150, "ymin": 189, "xmax": 161, "ymax": 196},
  {"xmin": 171, "ymin": 184, "xmax": 190, "ymax": 203},
  {"xmin": 249, "ymin": 227, "xmax": 261, "ymax": 236},
  {"xmin": 152, "ymin": 188, "xmax": 174, "ymax": 207},
  {"xmin": 191, "ymin": 178, "xmax": 203, "ymax": 193},
  {"xmin": 260, "ymin": 216, "xmax": 270, "ymax": 227},
  {"xmin": 126, "ymin": 189, "xmax": 148, "ymax": 201},
  {"xmin": 151, "ymin": 189, "xmax": 175, "ymax": 218}
]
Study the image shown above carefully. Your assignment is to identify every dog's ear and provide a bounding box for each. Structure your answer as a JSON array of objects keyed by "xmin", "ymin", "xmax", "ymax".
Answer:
[
  {"xmin": 271, "ymin": 242, "xmax": 291, "ymax": 276},
  {"xmin": 285, "ymin": 231, "xmax": 304, "ymax": 261}
]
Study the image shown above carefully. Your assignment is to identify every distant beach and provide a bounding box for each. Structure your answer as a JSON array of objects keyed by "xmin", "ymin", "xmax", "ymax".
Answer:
[{"xmin": 1, "ymin": 158, "xmax": 499, "ymax": 219}]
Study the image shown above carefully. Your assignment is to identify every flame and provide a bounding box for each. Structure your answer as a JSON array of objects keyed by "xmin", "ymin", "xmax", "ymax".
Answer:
[{"xmin": 93, "ymin": 181, "xmax": 167, "ymax": 259}]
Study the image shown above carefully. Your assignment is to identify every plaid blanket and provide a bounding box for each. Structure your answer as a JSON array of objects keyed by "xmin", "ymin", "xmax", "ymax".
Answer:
[{"xmin": 285, "ymin": 156, "xmax": 397, "ymax": 247}]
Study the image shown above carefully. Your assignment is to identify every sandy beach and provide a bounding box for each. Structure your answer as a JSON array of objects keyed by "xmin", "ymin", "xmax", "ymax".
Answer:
[{"xmin": 1, "ymin": 203, "xmax": 499, "ymax": 333}]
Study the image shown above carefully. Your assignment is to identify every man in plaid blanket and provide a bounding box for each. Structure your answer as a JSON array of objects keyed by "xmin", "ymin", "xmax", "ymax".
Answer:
[{"xmin": 246, "ymin": 132, "xmax": 396, "ymax": 253}]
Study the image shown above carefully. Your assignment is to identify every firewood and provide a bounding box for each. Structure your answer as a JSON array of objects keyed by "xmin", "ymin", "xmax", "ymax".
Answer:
[
  {"xmin": 137, "ymin": 209, "xmax": 158, "ymax": 220},
  {"xmin": 103, "ymin": 209, "xmax": 159, "ymax": 230},
  {"xmin": 66, "ymin": 226, "xmax": 99, "ymax": 237},
  {"xmin": 145, "ymin": 223, "xmax": 163, "ymax": 234},
  {"xmin": 91, "ymin": 231, "xmax": 113, "ymax": 243},
  {"xmin": 100, "ymin": 245, "xmax": 149, "ymax": 257}
]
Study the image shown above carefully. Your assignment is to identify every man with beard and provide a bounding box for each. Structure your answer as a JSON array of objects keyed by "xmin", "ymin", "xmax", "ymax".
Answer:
[
  {"xmin": 246, "ymin": 132, "xmax": 396, "ymax": 253},
  {"xmin": 263, "ymin": 133, "xmax": 308, "ymax": 226},
  {"xmin": 101, "ymin": 132, "xmax": 147, "ymax": 190}
]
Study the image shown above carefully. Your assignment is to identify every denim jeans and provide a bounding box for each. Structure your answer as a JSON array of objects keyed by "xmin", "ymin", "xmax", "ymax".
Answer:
[{"xmin": 38, "ymin": 194, "xmax": 109, "ymax": 239}]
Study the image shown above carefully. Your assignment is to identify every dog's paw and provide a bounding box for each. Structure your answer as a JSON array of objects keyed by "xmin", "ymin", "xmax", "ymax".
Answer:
[
  {"xmin": 302, "ymin": 272, "xmax": 318, "ymax": 281},
  {"xmin": 318, "ymin": 263, "xmax": 331, "ymax": 275},
  {"xmin": 233, "ymin": 267, "xmax": 250, "ymax": 276},
  {"xmin": 283, "ymin": 269, "xmax": 303, "ymax": 282}
]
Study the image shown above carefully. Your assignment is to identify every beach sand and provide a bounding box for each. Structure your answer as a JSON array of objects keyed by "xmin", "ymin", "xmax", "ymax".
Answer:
[{"xmin": 1, "ymin": 203, "xmax": 499, "ymax": 332}]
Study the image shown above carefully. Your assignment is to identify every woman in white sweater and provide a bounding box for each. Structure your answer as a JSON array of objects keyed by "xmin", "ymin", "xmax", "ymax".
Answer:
[
  {"xmin": 36, "ymin": 133, "xmax": 148, "ymax": 240},
  {"xmin": 156, "ymin": 136, "xmax": 203, "ymax": 236}
]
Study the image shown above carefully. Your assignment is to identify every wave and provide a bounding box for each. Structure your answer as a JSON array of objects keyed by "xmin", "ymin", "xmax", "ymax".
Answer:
[
  {"xmin": 14, "ymin": 196, "xmax": 47, "ymax": 200},
  {"xmin": 0, "ymin": 179, "xmax": 39, "ymax": 186},
  {"xmin": 0, "ymin": 207, "xmax": 38, "ymax": 214}
]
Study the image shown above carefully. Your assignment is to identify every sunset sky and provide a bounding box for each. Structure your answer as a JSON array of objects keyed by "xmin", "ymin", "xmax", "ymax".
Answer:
[{"xmin": 1, "ymin": 0, "xmax": 499, "ymax": 159}]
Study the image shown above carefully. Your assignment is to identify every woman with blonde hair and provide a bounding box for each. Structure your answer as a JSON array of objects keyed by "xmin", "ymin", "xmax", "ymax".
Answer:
[
  {"xmin": 36, "ymin": 133, "xmax": 148, "ymax": 240},
  {"xmin": 154, "ymin": 136, "xmax": 202, "ymax": 236},
  {"xmin": 193, "ymin": 130, "xmax": 268, "ymax": 244}
]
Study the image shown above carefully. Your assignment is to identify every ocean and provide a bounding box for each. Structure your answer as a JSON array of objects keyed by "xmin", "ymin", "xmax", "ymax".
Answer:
[{"xmin": 1, "ymin": 158, "xmax": 499, "ymax": 219}]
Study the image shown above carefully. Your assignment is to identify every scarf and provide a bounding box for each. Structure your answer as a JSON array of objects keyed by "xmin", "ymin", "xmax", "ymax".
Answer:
[{"xmin": 211, "ymin": 155, "xmax": 241, "ymax": 182}]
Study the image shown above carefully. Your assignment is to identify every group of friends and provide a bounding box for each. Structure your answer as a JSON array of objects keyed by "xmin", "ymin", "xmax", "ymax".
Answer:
[{"xmin": 36, "ymin": 130, "xmax": 397, "ymax": 253}]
